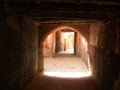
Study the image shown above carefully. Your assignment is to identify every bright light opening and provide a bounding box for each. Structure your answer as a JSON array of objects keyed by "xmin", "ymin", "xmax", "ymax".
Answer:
[
  {"xmin": 63, "ymin": 32, "xmax": 69, "ymax": 39},
  {"xmin": 44, "ymin": 71, "xmax": 92, "ymax": 78},
  {"xmin": 62, "ymin": 32, "xmax": 75, "ymax": 53}
]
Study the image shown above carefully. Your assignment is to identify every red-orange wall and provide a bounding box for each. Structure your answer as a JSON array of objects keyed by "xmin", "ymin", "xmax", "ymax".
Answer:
[{"xmin": 43, "ymin": 32, "xmax": 56, "ymax": 57}]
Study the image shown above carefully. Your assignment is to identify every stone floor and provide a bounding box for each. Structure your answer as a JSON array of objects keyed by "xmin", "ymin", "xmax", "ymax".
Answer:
[
  {"xmin": 26, "ymin": 73, "xmax": 99, "ymax": 90},
  {"xmin": 25, "ymin": 53, "xmax": 100, "ymax": 90}
]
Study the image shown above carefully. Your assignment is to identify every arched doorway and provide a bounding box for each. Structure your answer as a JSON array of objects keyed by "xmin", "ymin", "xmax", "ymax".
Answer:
[{"xmin": 42, "ymin": 26, "xmax": 91, "ymax": 78}]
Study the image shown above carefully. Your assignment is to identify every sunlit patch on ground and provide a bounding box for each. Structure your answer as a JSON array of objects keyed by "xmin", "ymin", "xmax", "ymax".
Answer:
[
  {"xmin": 44, "ymin": 53, "xmax": 92, "ymax": 78},
  {"xmin": 44, "ymin": 71, "xmax": 92, "ymax": 78}
]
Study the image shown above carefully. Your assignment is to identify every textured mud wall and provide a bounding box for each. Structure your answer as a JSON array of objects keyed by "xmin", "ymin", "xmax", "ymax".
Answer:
[
  {"xmin": 43, "ymin": 33, "xmax": 56, "ymax": 57},
  {"xmin": 0, "ymin": 3, "xmax": 39, "ymax": 90},
  {"xmin": 75, "ymin": 33, "xmax": 88, "ymax": 66},
  {"xmin": 55, "ymin": 30, "xmax": 63, "ymax": 53},
  {"xmin": 21, "ymin": 18, "xmax": 38, "ymax": 89},
  {"xmin": 113, "ymin": 21, "xmax": 120, "ymax": 90},
  {"xmin": 89, "ymin": 21, "xmax": 120, "ymax": 90}
]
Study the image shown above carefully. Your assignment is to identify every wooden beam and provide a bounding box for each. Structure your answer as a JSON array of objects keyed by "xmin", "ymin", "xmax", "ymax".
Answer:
[
  {"xmin": 9, "ymin": 1, "xmax": 120, "ymax": 21},
  {"xmin": 10, "ymin": 2, "xmax": 120, "ymax": 14}
]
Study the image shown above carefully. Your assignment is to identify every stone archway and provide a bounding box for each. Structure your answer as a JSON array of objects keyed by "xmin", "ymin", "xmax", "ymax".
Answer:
[{"xmin": 38, "ymin": 25, "xmax": 91, "ymax": 78}]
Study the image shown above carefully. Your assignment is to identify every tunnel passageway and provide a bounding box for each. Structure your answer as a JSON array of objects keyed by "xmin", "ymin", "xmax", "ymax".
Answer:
[{"xmin": 0, "ymin": 1, "xmax": 120, "ymax": 90}]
